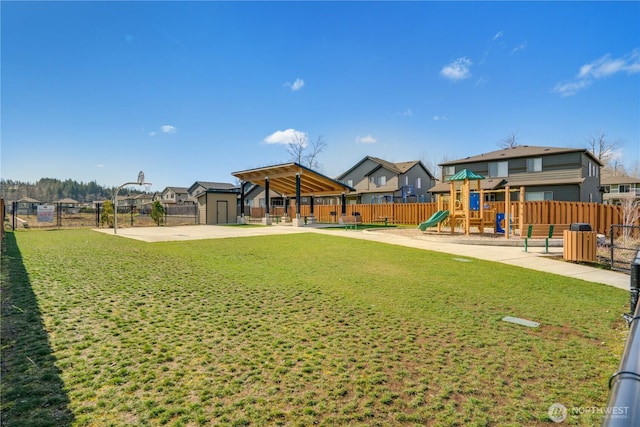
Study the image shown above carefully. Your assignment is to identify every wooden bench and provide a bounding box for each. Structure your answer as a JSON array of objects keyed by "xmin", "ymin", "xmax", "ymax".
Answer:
[
  {"xmin": 339, "ymin": 215, "xmax": 362, "ymax": 230},
  {"xmin": 524, "ymin": 224, "xmax": 570, "ymax": 253}
]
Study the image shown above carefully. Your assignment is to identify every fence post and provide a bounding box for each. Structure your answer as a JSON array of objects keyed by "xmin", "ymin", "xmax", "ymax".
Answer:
[
  {"xmin": 610, "ymin": 225, "xmax": 615, "ymax": 270},
  {"xmin": 12, "ymin": 201, "xmax": 17, "ymax": 230}
]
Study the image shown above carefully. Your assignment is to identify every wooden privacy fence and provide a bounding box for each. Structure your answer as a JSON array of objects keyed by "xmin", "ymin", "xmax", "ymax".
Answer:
[{"xmin": 288, "ymin": 201, "xmax": 635, "ymax": 235}]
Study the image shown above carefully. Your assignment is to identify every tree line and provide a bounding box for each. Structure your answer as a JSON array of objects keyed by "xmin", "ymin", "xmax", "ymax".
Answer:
[{"xmin": 0, "ymin": 178, "xmax": 148, "ymax": 203}]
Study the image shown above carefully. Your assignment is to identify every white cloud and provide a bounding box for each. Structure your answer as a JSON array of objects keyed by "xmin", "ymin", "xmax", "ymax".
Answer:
[
  {"xmin": 284, "ymin": 78, "xmax": 305, "ymax": 91},
  {"xmin": 511, "ymin": 41, "xmax": 527, "ymax": 54},
  {"xmin": 96, "ymin": 164, "xmax": 104, "ymax": 168},
  {"xmin": 440, "ymin": 57, "xmax": 472, "ymax": 81},
  {"xmin": 161, "ymin": 125, "xmax": 177, "ymax": 134},
  {"xmin": 554, "ymin": 49, "xmax": 640, "ymax": 96},
  {"xmin": 493, "ymin": 31, "xmax": 503, "ymax": 41},
  {"xmin": 291, "ymin": 78, "xmax": 305, "ymax": 91},
  {"xmin": 432, "ymin": 115, "xmax": 448, "ymax": 121},
  {"xmin": 264, "ymin": 128, "xmax": 307, "ymax": 145},
  {"xmin": 355, "ymin": 135, "xmax": 376, "ymax": 144},
  {"xmin": 148, "ymin": 131, "xmax": 156, "ymax": 137},
  {"xmin": 398, "ymin": 108, "xmax": 413, "ymax": 117}
]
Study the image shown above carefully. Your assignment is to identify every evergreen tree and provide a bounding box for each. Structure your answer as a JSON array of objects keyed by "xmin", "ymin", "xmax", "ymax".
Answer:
[
  {"xmin": 150, "ymin": 200, "xmax": 165, "ymax": 226},
  {"xmin": 100, "ymin": 200, "xmax": 114, "ymax": 228}
]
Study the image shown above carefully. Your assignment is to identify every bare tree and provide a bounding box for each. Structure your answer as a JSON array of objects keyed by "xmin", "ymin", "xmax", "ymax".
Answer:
[
  {"xmin": 419, "ymin": 151, "xmax": 444, "ymax": 180},
  {"xmin": 286, "ymin": 133, "xmax": 328, "ymax": 169},
  {"xmin": 621, "ymin": 198, "xmax": 640, "ymax": 243},
  {"xmin": 586, "ymin": 131, "xmax": 621, "ymax": 167},
  {"xmin": 305, "ymin": 135, "xmax": 328, "ymax": 170},
  {"xmin": 498, "ymin": 132, "xmax": 520, "ymax": 149},
  {"xmin": 286, "ymin": 133, "xmax": 307, "ymax": 164}
]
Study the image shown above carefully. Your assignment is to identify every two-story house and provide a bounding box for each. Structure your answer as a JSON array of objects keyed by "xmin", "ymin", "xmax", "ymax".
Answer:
[
  {"xmin": 431, "ymin": 146, "xmax": 603, "ymax": 203},
  {"xmin": 335, "ymin": 156, "xmax": 437, "ymax": 204},
  {"xmin": 601, "ymin": 174, "xmax": 640, "ymax": 205},
  {"xmin": 161, "ymin": 187, "xmax": 196, "ymax": 205}
]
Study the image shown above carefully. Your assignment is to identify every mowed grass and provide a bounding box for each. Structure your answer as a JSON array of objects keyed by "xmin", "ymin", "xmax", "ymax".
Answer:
[{"xmin": 1, "ymin": 228, "xmax": 629, "ymax": 426}]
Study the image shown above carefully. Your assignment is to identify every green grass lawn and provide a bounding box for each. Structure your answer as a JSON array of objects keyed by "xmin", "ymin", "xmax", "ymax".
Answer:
[{"xmin": 1, "ymin": 228, "xmax": 629, "ymax": 426}]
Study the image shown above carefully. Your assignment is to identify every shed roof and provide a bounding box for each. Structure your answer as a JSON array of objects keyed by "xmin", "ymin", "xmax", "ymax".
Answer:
[{"xmin": 232, "ymin": 162, "xmax": 355, "ymax": 197}]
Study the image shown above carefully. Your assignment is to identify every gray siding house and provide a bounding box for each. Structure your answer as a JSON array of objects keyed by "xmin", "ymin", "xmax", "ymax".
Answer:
[
  {"xmin": 432, "ymin": 146, "xmax": 603, "ymax": 203},
  {"xmin": 335, "ymin": 156, "xmax": 437, "ymax": 204}
]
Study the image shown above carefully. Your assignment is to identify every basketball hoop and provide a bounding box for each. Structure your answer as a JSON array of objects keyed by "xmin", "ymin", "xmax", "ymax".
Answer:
[{"xmin": 137, "ymin": 171, "xmax": 145, "ymax": 185}]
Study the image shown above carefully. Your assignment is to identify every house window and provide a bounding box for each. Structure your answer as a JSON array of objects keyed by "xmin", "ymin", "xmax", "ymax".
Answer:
[
  {"xmin": 405, "ymin": 176, "xmax": 409, "ymax": 186},
  {"xmin": 370, "ymin": 176, "xmax": 375, "ymax": 184},
  {"xmin": 346, "ymin": 179, "xmax": 353, "ymax": 187},
  {"xmin": 525, "ymin": 191, "xmax": 553, "ymax": 201},
  {"xmin": 488, "ymin": 161, "xmax": 508, "ymax": 178},
  {"xmin": 588, "ymin": 162, "xmax": 599, "ymax": 177},
  {"xmin": 619, "ymin": 185, "xmax": 630, "ymax": 193},
  {"xmin": 378, "ymin": 176, "xmax": 386, "ymax": 186},
  {"xmin": 415, "ymin": 177, "xmax": 422, "ymax": 189},
  {"xmin": 443, "ymin": 166, "xmax": 455, "ymax": 176},
  {"xmin": 526, "ymin": 158, "xmax": 542, "ymax": 173}
]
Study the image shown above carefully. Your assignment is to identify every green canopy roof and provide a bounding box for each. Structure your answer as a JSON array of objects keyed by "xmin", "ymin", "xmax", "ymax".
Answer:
[{"xmin": 447, "ymin": 169, "xmax": 485, "ymax": 181}]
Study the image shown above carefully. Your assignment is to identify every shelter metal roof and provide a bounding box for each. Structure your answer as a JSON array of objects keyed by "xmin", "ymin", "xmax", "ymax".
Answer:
[{"xmin": 232, "ymin": 162, "xmax": 355, "ymax": 197}]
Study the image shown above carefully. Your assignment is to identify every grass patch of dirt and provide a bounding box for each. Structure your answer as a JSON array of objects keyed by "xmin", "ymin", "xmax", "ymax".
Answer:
[{"xmin": 2, "ymin": 228, "xmax": 629, "ymax": 426}]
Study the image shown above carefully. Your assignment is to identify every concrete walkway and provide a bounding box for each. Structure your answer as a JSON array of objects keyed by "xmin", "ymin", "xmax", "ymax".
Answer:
[{"xmin": 94, "ymin": 224, "xmax": 631, "ymax": 291}]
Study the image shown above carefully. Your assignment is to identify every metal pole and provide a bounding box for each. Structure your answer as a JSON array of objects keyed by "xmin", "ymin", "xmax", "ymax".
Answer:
[
  {"xmin": 603, "ymin": 251, "xmax": 640, "ymax": 426},
  {"xmin": 114, "ymin": 181, "xmax": 138, "ymax": 234}
]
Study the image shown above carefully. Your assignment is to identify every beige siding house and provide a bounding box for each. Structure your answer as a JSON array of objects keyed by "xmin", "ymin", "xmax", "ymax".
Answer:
[
  {"xmin": 601, "ymin": 175, "xmax": 640, "ymax": 204},
  {"xmin": 161, "ymin": 187, "xmax": 196, "ymax": 205}
]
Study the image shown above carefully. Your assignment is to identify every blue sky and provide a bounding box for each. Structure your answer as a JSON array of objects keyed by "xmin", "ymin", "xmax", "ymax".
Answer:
[{"xmin": 2, "ymin": 1, "xmax": 639, "ymax": 192}]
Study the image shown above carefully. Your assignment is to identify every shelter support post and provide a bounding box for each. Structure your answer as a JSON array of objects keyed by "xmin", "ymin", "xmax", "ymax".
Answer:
[
  {"xmin": 292, "ymin": 173, "xmax": 305, "ymax": 227},
  {"xmin": 263, "ymin": 177, "xmax": 272, "ymax": 225},
  {"xmin": 238, "ymin": 182, "xmax": 247, "ymax": 224}
]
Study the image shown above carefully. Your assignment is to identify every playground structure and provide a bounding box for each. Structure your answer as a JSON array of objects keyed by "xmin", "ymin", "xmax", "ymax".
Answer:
[{"xmin": 418, "ymin": 169, "xmax": 525, "ymax": 238}]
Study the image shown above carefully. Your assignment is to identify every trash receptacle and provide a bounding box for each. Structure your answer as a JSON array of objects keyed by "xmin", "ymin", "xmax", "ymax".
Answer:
[
  {"xmin": 563, "ymin": 223, "xmax": 596, "ymax": 262},
  {"xmin": 569, "ymin": 223, "xmax": 592, "ymax": 232}
]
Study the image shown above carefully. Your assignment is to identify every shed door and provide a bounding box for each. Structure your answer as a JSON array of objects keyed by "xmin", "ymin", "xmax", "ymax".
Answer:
[{"xmin": 216, "ymin": 200, "xmax": 228, "ymax": 224}]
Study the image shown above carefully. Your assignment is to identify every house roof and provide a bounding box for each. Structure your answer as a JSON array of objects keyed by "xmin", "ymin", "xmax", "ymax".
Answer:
[
  {"xmin": 337, "ymin": 156, "xmax": 435, "ymax": 180},
  {"xmin": 55, "ymin": 198, "xmax": 79, "ymax": 204},
  {"xmin": 164, "ymin": 187, "xmax": 189, "ymax": 194},
  {"xmin": 601, "ymin": 174, "xmax": 640, "ymax": 185},
  {"xmin": 439, "ymin": 145, "xmax": 603, "ymax": 166},
  {"xmin": 232, "ymin": 162, "xmax": 355, "ymax": 197},
  {"xmin": 133, "ymin": 193, "xmax": 153, "ymax": 200}
]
